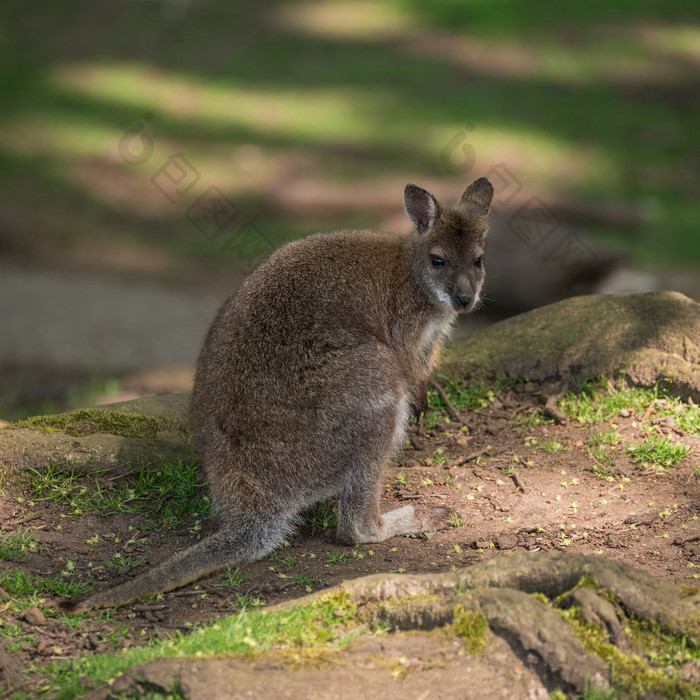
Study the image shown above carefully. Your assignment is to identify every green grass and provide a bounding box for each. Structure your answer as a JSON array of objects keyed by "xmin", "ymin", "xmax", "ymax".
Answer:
[
  {"xmin": 588, "ymin": 430, "xmax": 622, "ymax": 475},
  {"xmin": 560, "ymin": 380, "xmax": 699, "ymax": 435},
  {"xmin": 302, "ymin": 499, "xmax": 338, "ymax": 533},
  {"xmin": 561, "ymin": 380, "xmax": 696, "ymax": 475},
  {"xmin": 2, "ymin": 0, "xmax": 698, "ymax": 301},
  {"xmin": 34, "ymin": 593, "xmax": 362, "ymax": 699},
  {"xmin": 447, "ymin": 512, "xmax": 465, "ymax": 528},
  {"xmin": 0, "ymin": 567, "xmax": 93, "ymax": 612},
  {"xmin": 560, "ymin": 380, "xmax": 658, "ymax": 424},
  {"xmin": 0, "ymin": 621, "xmax": 36, "ymax": 654},
  {"xmin": 325, "ymin": 552, "xmax": 348, "ymax": 565},
  {"xmin": 29, "ymin": 460, "xmax": 210, "ymax": 529},
  {"xmin": 675, "ymin": 406, "xmax": 700, "ymax": 435},
  {"xmin": 424, "ymin": 376, "xmax": 501, "ymax": 428},
  {"xmin": 539, "ymin": 438, "xmax": 570, "ymax": 454},
  {"xmin": 626, "ymin": 437, "xmax": 692, "ymax": 471},
  {"xmin": 102, "ymin": 552, "xmax": 146, "ymax": 570},
  {"xmin": 214, "ymin": 566, "xmax": 247, "ymax": 588},
  {"xmin": 0, "ymin": 527, "xmax": 42, "ymax": 561}
]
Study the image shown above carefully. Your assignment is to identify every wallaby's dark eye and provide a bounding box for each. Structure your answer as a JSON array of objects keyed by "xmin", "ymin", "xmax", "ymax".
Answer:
[
  {"xmin": 430, "ymin": 255, "xmax": 445, "ymax": 268},
  {"xmin": 474, "ymin": 256, "xmax": 483, "ymax": 267}
]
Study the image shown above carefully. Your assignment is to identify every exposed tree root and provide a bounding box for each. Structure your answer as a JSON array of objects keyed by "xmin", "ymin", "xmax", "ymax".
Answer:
[
  {"xmin": 275, "ymin": 551, "xmax": 700, "ymax": 695},
  {"xmin": 372, "ymin": 587, "xmax": 609, "ymax": 693}
]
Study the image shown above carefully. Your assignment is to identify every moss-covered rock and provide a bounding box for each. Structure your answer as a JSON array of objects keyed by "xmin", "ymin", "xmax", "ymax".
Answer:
[
  {"xmin": 8, "ymin": 407, "xmax": 185, "ymax": 440},
  {"xmin": 446, "ymin": 291, "xmax": 700, "ymax": 400},
  {"xmin": 0, "ymin": 395, "xmax": 194, "ymax": 475}
]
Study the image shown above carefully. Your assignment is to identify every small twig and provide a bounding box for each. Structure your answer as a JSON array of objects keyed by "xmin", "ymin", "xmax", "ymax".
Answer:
[
  {"xmin": 462, "ymin": 446, "xmax": 508, "ymax": 465},
  {"xmin": 641, "ymin": 400, "xmax": 658, "ymax": 425},
  {"xmin": 484, "ymin": 409, "xmax": 514, "ymax": 420},
  {"xmin": 10, "ymin": 513, "xmax": 41, "ymax": 526},
  {"xmin": 673, "ymin": 532, "xmax": 700, "ymax": 546},
  {"xmin": 430, "ymin": 380, "xmax": 462, "ymax": 424},
  {"xmin": 131, "ymin": 604, "xmax": 167, "ymax": 612},
  {"xmin": 170, "ymin": 589, "xmax": 206, "ymax": 598},
  {"xmin": 200, "ymin": 583, "xmax": 227, "ymax": 598},
  {"xmin": 511, "ymin": 473, "xmax": 526, "ymax": 493},
  {"xmin": 462, "ymin": 447, "xmax": 491, "ymax": 463},
  {"xmin": 104, "ymin": 467, "xmax": 141, "ymax": 483},
  {"xmin": 407, "ymin": 436, "xmax": 422, "ymax": 451},
  {"xmin": 541, "ymin": 381, "xmax": 569, "ymax": 425},
  {"xmin": 473, "ymin": 468, "xmax": 497, "ymax": 481},
  {"xmin": 589, "ymin": 454, "xmax": 612, "ymax": 472}
]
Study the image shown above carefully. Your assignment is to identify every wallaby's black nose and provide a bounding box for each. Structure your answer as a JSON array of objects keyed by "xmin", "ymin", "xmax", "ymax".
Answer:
[{"xmin": 454, "ymin": 292, "xmax": 471, "ymax": 309}]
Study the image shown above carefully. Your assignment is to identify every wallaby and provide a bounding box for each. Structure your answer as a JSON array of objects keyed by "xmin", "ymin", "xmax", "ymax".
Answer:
[{"xmin": 59, "ymin": 177, "xmax": 494, "ymax": 612}]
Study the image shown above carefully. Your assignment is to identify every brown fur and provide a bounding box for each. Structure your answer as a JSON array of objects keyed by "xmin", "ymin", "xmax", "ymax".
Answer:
[{"xmin": 58, "ymin": 178, "xmax": 493, "ymax": 612}]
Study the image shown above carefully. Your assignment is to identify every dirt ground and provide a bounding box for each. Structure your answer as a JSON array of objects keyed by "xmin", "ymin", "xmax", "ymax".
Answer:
[{"xmin": 1, "ymin": 383, "xmax": 699, "ymax": 690}]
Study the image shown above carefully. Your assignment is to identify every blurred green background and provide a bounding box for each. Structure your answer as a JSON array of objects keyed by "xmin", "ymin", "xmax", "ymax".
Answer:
[
  {"xmin": 2, "ymin": 0, "xmax": 699, "ymax": 273},
  {"xmin": 0, "ymin": 0, "xmax": 698, "ymax": 417}
]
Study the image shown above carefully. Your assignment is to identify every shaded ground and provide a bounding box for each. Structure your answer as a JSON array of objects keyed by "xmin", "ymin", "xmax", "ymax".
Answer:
[{"xmin": 1, "ymin": 379, "xmax": 698, "ymax": 695}]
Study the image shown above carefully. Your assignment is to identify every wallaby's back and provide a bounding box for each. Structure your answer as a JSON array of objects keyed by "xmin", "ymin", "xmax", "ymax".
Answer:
[{"xmin": 191, "ymin": 230, "xmax": 429, "ymax": 516}]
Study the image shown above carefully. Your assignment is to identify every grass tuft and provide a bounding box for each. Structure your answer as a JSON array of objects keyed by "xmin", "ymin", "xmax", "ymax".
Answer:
[
  {"xmin": 0, "ymin": 527, "xmax": 42, "ymax": 561},
  {"xmin": 28, "ymin": 460, "xmax": 210, "ymax": 530},
  {"xmin": 626, "ymin": 437, "xmax": 692, "ymax": 471}
]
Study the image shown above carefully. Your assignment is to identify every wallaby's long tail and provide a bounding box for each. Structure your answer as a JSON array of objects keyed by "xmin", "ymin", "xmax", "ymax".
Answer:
[{"xmin": 58, "ymin": 516, "xmax": 293, "ymax": 612}]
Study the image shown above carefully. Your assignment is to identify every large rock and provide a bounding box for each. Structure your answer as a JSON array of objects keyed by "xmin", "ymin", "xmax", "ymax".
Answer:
[{"xmin": 447, "ymin": 291, "xmax": 700, "ymax": 400}]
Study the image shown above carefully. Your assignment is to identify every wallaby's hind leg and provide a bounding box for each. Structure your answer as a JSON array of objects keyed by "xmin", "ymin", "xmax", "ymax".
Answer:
[
  {"xmin": 336, "ymin": 461, "xmax": 450, "ymax": 545},
  {"xmin": 335, "ymin": 388, "xmax": 449, "ymax": 545}
]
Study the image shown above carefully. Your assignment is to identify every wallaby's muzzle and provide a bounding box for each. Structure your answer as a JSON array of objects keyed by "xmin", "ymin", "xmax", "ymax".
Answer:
[{"xmin": 453, "ymin": 290, "xmax": 472, "ymax": 310}]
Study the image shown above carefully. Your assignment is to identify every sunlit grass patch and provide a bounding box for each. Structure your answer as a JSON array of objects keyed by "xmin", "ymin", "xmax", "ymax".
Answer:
[
  {"xmin": 559, "ymin": 380, "xmax": 699, "ymax": 435},
  {"xmin": 626, "ymin": 437, "xmax": 692, "ymax": 473},
  {"xmin": 28, "ymin": 460, "xmax": 210, "ymax": 529},
  {"xmin": 0, "ymin": 527, "xmax": 42, "ymax": 561},
  {"xmin": 587, "ymin": 430, "xmax": 622, "ymax": 476},
  {"xmin": 0, "ymin": 567, "xmax": 93, "ymax": 613},
  {"xmin": 37, "ymin": 593, "xmax": 361, "ymax": 699},
  {"xmin": 559, "ymin": 380, "xmax": 659, "ymax": 424}
]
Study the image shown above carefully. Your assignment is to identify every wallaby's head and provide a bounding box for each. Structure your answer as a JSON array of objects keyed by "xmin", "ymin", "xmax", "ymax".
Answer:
[{"xmin": 405, "ymin": 177, "xmax": 493, "ymax": 313}]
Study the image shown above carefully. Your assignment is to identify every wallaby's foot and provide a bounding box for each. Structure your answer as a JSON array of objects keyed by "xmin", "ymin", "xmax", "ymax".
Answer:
[{"xmin": 336, "ymin": 504, "xmax": 451, "ymax": 545}]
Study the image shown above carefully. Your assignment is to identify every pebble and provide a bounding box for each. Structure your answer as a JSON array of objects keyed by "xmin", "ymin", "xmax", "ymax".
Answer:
[
  {"xmin": 624, "ymin": 512, "xmax": 656, "ymax": 525},
  {"xmin": 495, "ymin": 534, "xmax": 518, "ymax": 550},
  {"xmin": 23, "ymin": 607, "xmax": 47, "ymax": 626}
]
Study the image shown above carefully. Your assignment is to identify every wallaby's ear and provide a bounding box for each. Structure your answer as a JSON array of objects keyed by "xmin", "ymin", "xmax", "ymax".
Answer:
[
  {"xmin": 460, "ymin": 177, "xmax": 494, "ymax": 216},
  {"xmin": 404, "ymin": 184, "xmax": 440, "ymax": 234}
]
